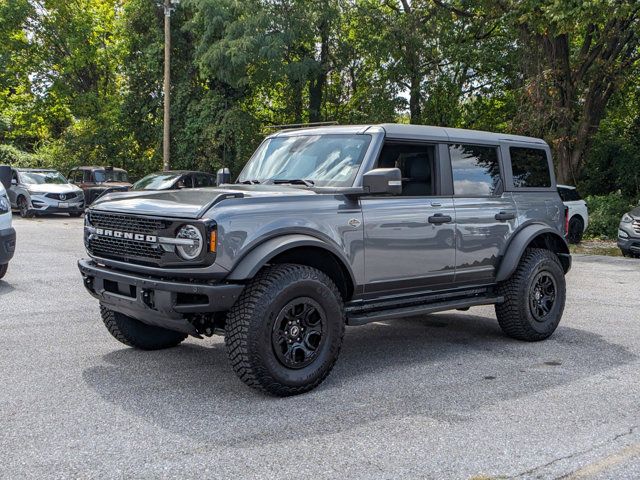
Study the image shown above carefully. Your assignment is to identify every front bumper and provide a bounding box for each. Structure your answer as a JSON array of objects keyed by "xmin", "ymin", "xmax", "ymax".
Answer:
[
  {"xmin": 29, "ymin": 194, "xmax": 84, "ymax": 214},
  {"xmin": 617, "ymin": 236, "xmax": 640, "ymax": 255},
  {"xmin": 78, "ymin": 259, "xmax": 244, "ymax": 335},
  {"xmin": 0, "ymin": 227, "xmax": 16, "ymax": 264}
]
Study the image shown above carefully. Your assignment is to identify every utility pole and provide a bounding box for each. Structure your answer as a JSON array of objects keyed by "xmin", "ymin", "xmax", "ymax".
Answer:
[{"xmin": 161, "ymin": 0, "xmax": 179, "ymax": 171}]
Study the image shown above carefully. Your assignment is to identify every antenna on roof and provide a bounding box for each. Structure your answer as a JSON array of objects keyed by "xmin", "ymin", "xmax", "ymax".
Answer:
[{"xmin": 264, "ymin": 121, "xmax": 338, "ymax": 130}]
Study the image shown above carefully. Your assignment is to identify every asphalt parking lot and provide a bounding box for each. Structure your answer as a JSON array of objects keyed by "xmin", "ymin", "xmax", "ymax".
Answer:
[{"xmin": 1, "ymin": 215, "xmax": 639, "ymax": 479}]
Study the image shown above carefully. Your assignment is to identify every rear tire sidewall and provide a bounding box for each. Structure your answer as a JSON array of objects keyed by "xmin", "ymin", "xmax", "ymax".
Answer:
[
  {"xmin": 254, "ymin": 279, "xmax": 343, "ymax": 389},
  {"xmin": 18, "ymin": 196, "xmax": 32, "ymax": 218},
  {"xmin": 522, "ymin": 256, "xmax": 566, "ymax": 336}
]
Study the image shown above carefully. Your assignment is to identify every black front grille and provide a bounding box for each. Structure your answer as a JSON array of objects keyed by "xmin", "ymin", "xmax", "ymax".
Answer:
[
  {"xmin": 89, "ymin": 211, "xmax": 168, "ymax": 234},
  {"xmin": 46, "ymin": 192, "xmax": 77, "ymax": 200},
  {"xmin": 89, "ymin": 235, "xmax": 162, "ymax": 260},
  {"xmin": 633, "ymin": 220, "xmax": 640, "ymax": 235}
]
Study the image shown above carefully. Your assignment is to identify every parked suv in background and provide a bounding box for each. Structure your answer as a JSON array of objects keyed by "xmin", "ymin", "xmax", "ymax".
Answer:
[
  {"xmin": 132, "ymin": 170, "xmax": 217, "ymax": 191},
  {"xmin": 557, "ymin": 184, "xmax": 588, "ymax": 244},
  {"xmin": 68, "ymin": 166, "xmax": 131, "ymax": 205},
  {"xmin": 0, "ymin": 171, "xmax": 16, "ymax": 279},
  {"xmin": 78, "ymin": 124, "xmax": 571, "ymax": 396},
  {"xmin": 618, "ymin": 206, "xmax": 640, "ymax": 257},
  {"xmin": 8, "ymin": 168, "xmax": 85, "ymax": 218}
]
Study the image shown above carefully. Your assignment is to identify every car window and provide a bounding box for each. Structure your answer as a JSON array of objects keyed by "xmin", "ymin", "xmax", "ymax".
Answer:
[
  {"xmin": 510, "ymin": 147, "xmax": 551, "ymax": 188},
  {"xmin": 193, "ymin": 173, "xmax": 215, "ymax": 188},
  {"xmin": 376, "ymin": 143, "xmax": 435, "ymax": 196},
  {"xmin": 449, "ymin": 144, "xmax": 501, "ymax": 196}
]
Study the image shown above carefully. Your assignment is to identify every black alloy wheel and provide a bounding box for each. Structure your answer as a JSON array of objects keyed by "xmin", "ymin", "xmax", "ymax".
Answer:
[
  {"xmin": 272, "ymin": 297, "xmax": 326, "ymax": 369},
  {"xmin": 529, "ymin": 271, "xmax": 557, "ymax": 321}
]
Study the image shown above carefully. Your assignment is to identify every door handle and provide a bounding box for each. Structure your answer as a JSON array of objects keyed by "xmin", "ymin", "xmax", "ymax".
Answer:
[
  {"xmin": 428, "ymin": 213, "xmax": 452, "ymax": 224},
  {"xmin": 495, "ymin": 211, "xmax": 516, "ymax": 221}
]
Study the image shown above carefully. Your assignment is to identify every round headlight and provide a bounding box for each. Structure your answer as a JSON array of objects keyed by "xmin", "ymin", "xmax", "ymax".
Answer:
[
  {"xmin": 621, "ymin": 213, "xmax": 633, "ymax": 223},
  {"xmin": 176, "ymin": 225, "xmax": 203, "ymax": 260}
]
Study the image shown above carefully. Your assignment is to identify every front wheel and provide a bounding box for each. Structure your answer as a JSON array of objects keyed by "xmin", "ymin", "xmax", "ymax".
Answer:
[
  {"xmin": 567, "ymin": 216, "xmax": 584, "ymax": 244},
  {"xmin": 0, "ymin": 263, "xmax": 7, "ymax": 280},
  {"xmin": 69, "ymin": 211, "xmax": 83, "ymax": 218},
  {"xmin": 100, "ymin": 305, "xmax": 187, "ymax": 350},
  {"xmin": 18, "ymin": 196, "xmax": 34, "ymax": 218},
  {"xmin": 495, "ymin": 248, "xmax": 566, "ymax": 341},
  {"xmin": 225, "ymin": 264, "xmax": 345, "ymax": 396}
]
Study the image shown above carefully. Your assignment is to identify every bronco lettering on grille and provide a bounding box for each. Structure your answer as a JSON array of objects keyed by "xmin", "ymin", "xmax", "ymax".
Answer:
[{"xmin": 95, "ymin": 228, "xmax": 157, "ymax": 243}]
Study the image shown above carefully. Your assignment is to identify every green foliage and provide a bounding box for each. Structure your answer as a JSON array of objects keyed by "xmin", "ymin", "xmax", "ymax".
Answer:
[
  {"xmin": 584, "ymin": 193, "xmax": 637, "ymax": 240},
  {"xmin": 0, "ymin": 144, "xmax": 35, "ymax": 166}
]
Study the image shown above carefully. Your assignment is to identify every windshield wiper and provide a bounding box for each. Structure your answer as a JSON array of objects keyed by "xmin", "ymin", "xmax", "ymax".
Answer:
[
  {"xmin": 238, "ymin": 179, "xmax": 261, "ymax": 185},
  {"xmin": 272, "ymin": 179, "xmax": 315, "ymax": 187}
]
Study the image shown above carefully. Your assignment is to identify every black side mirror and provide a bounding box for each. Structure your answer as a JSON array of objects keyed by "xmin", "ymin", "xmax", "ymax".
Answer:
[
  {"xmin": 362, "ymin": 168, "xmax": 402, "ymax": 195},
  {"xmin": 0, "ymin": 166, "xmax": 11, "ymax": 190},
  {"xmin": 216, "ymin": 168, "xmax": 231, "ymax": 186}
]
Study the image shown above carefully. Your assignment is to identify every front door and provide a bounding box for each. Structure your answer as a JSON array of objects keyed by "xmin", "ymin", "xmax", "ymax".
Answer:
[{"xmin": 361, "ymin": 142, "xmax": 456, "ymax": 298}]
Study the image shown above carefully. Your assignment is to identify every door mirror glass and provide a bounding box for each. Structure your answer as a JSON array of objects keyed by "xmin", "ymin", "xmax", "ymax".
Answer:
[{"xmin": 362, "ymin": 168, "xmax": 402, "ymax": 195}]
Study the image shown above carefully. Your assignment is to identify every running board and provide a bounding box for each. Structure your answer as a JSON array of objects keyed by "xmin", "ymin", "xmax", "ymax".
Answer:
[{"xmin": 346, "ymin": 296, "xmax": 503, "ymax": 326}]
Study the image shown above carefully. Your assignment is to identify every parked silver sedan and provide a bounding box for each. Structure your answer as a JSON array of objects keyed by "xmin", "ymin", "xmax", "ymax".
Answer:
[{"xmin": 8, "ymin": 168, "xmax": 85, "ymax": 218}]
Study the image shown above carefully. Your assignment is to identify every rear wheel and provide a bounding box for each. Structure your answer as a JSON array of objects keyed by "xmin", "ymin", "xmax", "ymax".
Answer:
[
  {"xmin": 0, "ymin": 263, "xmax": 7, "ymax": 280},
  {"xmin": 495, "ymin": 248, "xmax": 566, "ymax": 341},
  {"xmin": 18, "ymin": 196, "xmax": 33, "ymax": 218},
  {"xmin": 567, "ymin": 216, "xmax": 584, "ymax": 244},
  {"xmin": 225, "ymin": 264, "xmax": 345, "ymax": 396},
  {"xmin": 100, "ymin": 305, "xmax": 187, "ymax": 350}
]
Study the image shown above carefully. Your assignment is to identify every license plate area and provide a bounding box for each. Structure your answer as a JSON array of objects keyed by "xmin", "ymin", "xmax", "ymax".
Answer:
[
  {"xmin": 104, "ymin": 279, "xmax": 137, "ymax": 298},
  {"xmin": 58, "ymin": 202, "xmax": 69, "ymax": 208}
]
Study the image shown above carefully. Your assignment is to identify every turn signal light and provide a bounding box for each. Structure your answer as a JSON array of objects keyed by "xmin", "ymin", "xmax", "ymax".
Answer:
[{"xmin": 209, "ymin": 229, "xmax": 217, "ymax": 253}]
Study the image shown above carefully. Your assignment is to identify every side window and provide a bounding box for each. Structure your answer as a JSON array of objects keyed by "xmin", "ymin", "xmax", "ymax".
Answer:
[
  {"xmin": 558, "ymin": 187, "xmax": 569, "ymax": 201},
  {"xmin": 83, "ymin": 170, "xmax": 92, "ymax": 182},
  {"xmin": 510, "ymin": 147, "xmax": 551, "ymax": 188},
  {"xmin": 12, "ymin": 170, "xmax": 19, "ymax": 184},
  {"xmin": 376, "ymin": 143, "xmax": 435, "ymax": 196},
  {"xmin": 193, "ymin": 173, "xmax": 214, "ymax": 188},
  {"xmin": 449, "ymin": 144, "xmax": 501, "ymax": 196}
]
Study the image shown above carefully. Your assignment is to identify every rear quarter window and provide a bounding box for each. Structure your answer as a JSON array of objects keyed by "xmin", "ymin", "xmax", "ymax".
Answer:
[{"xmin": 510, "ymin": 147, "xmax": 551, "ymax": 188}]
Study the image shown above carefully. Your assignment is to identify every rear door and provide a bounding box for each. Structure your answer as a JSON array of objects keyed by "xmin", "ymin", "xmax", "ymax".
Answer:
[
  {"xmin": 448, "ymin": 143, "xmax": 517, "ymax": 284},
  {"xmin": 361, "ymin": 142, "xmax": 456, "ymax": 297}
]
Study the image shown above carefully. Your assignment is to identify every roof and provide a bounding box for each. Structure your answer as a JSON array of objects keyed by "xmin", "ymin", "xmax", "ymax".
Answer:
[
  {"xmin": 71, "ymin": 166, "xmax": 127, "ymax": 172},
  {"xmin": 145, "ymin": 170, "xmax": 212, "ymax": 175},
  {"xmin": 272, "ymin": 123, "xmax": 547, "ymax": 146},
  {"xmin": 15, "ymin": 168, "xmax": 58, "ymax": 172}
]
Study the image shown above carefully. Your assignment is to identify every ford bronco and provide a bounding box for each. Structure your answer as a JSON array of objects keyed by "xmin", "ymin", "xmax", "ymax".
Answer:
[{"xmin": 78, "ymin": 124, "xmax": 571, "ymax": 396}]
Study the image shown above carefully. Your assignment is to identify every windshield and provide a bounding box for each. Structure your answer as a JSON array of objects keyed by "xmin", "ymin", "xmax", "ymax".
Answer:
[
  {"xmin": 133, "ymin": 173, "xmax": 180, "ymax": 190},
  {"xmin": 20, "ymin": 171, "xmax": 68, "ymax": 185},
  {"xmin": 237, "ymin": 134, "xmax": 372, "ymax": 187},
  {"xmin": 94, "ymin": 170, "xmax": 128, "ymax": 183}
]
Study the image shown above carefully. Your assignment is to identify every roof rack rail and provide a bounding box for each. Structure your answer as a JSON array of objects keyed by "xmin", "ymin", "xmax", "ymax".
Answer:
[{"xmin": 264, "ymin": 121, "xmax": 338, "ymax": 130}]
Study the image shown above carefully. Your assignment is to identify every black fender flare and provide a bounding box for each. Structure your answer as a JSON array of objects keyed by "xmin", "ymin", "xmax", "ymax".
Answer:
[
  {"xmin": 226, "ymin": 234, "xmax": 356, "ymax": 286},
  {"xmin": 495, "ymin": 224, "xmax": 570, "ymax": 283}
]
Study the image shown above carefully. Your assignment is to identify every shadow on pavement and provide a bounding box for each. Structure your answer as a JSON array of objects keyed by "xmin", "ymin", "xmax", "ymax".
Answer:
[
  {"xmin": 82, "ymin": 312, "xmax": 635, "ymax": 447},
  {"xmin": 0, "ymin": 279, "xmax": 15, "ymax": 296}
]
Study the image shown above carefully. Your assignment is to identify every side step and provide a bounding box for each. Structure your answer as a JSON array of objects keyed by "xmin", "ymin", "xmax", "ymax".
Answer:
[{"xmin": 346, "ymin": 295, "xmax": 503, "ymax": 326}]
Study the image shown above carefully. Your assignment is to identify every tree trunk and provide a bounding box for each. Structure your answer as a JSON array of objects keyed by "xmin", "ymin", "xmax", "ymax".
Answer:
[
  {"xmin": 309, "ymin": 16, "xmax": 330, "ymax": 123},
  {"xmin": 409, "ymin": 75, "xmax": 421, "ymax": 124}
]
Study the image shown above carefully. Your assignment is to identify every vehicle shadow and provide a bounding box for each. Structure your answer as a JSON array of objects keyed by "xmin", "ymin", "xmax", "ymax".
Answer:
[
  {"xmin": 0, "ymin": 280, "xmax": 15, "ymax": 296},
  {"xmin": 82, "ymin": 312, "xmax": 635, "ymax": 448}
]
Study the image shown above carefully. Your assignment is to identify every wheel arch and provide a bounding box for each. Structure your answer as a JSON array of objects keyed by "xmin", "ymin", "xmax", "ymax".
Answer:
[
  {"xmin": 226, "ymin": 234, "xmax": 356, "ymax": 301},
  {"xmin": 496, "ymin": 224, "xmax": 571, "ymax": 283}
]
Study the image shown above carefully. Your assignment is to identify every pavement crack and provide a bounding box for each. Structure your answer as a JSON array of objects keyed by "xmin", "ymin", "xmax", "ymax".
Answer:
[{"xmin": 508, "ymin": 425, "xmax": 639, "ymax": 479}]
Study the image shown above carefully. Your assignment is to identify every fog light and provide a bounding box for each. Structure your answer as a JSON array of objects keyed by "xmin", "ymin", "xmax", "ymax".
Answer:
[
  {"xmin": 619, "ymin": 229, "xmax": 629, "ymax": 239},
  {"xmin": 175, "ymin": 225, "xmax": 203, "ymax": 260}
]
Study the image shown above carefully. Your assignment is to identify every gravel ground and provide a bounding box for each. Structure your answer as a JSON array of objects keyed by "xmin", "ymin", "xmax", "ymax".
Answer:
[{"xmin": 1, "ymin": 215, "xmax": 639, "ymax": 479}]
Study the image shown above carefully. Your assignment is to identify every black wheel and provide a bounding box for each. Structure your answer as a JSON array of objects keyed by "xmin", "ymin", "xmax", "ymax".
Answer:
[
  {"xmin": 0, "ymin": 263, "xmax": 7, "ymax": 280},
  {"xmin": 100, "ymin": 305, "xmax": 187, "ymax": 350},
  {"xmin": 225, "ymin": 264, "xmax": 345, "ymax": 396},
  {"xmin": 567, "ymin": 216, "xmax": 584, "ymax": 244},
  {"xmin": 495, "ymin": 248, "xmax": 566, "ymax": 341},
  {"xmin": 18, "ymin": 196, "xmax": 33, "ymax": 218},
  {"xmin": 68, "ymin": 211, "xmax": 83, "ymax": 218}
]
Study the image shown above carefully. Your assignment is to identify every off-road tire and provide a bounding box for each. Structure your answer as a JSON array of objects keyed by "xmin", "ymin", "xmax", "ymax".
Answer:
[
  {"xmin": 18, "ymin": 196, "xmax": 34, "ymax": 218},
  {"xmin": 0, "ymin": 263, "xmax": 7, "ymax": 280},
  {"xmin": 567, "ymin": 216, "xmax": 584, "ymax": 244},
  {"xmin": 100, "ymin": 305, "xmax": 187, "ymax": 350},
  {"xmin": 225, "ymin": 264, "xmax": 345, "ymax": 396},
  {"xmin": 495, "ymin": 248, "xmax": 566, "ymax": 341},
  {"xmin": 68, "ymin": 211, "xmax": 83, "ymax": 218}
]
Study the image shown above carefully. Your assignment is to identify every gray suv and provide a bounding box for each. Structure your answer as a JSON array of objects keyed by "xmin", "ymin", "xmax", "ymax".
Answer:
[{"xmin": 78, "ymin": 124, "xmax": 571, "ymax": 396}]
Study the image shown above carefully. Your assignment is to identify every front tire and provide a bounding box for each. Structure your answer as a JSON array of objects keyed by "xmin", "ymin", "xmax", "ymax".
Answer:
[
  {"xmin": 100, "ymin": 305, "xmax": 187, "ymax": 350},
  {"xmin": 18, "ymin": 196, "xmax": 34, "ymax": 218},
  {"xmin": 225, "ymin": 264, "xmax": 345, "ymax": 396},
  {"xmin": 495, "ymin": 248, "xmax": 566, "ymax": 341},
  {"xmin": 69, "ymin": 211, "xmax": 83, "ymax": 218},
  {"xmin": 0, "ymin": 263, "xmax": 7, "ymax": 280}
]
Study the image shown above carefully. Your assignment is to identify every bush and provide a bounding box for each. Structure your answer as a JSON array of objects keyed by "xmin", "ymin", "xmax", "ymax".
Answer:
[
  {"xmin": 584, "ymin": 192, "xmax": 637, "ymax": 239},
  {"xmin": 0, "ymin": 144, "xmax": 36, "ymax": 166}
]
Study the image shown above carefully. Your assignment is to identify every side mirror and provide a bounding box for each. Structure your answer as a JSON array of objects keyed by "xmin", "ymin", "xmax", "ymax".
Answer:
[
  {"xmin": 216, "ymin": 168, "xmax": 231, "ymax": 186},
  {"xmin": 0, "ymin": 166, "xmax": 11, "ymax": 190},
  {"xmin": 362, "ymin": 168, "xmax": 402, "ymax": 195}
]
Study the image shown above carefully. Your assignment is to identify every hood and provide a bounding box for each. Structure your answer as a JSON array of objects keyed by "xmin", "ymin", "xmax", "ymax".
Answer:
[
  {"xmin": 629, "ymin": 206, "xmax": 640, "ymax": 218},
  {"xmin": 99, "ymin": 181, "xmax": 132, "ymax": 188},
  {"xmin": 90, "ymin": 184, "xmax": 316, "ymax": 219},
  {"xmin": 25, "ymin": 183, "xmax": 82, "ymax": 194}
]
